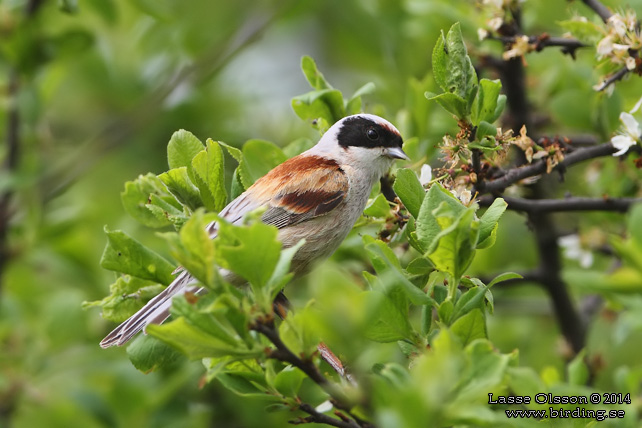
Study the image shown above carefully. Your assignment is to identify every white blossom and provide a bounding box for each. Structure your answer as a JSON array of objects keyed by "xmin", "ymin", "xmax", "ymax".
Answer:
[
  {"xmin": 315, "ymin": 401, "xmax": 333, "ymax": 413},
  {"xmin": 419, "ymin": 164, "xmax": 432, "ymax": 186},
  {"xmin": 611, "ymin": 112, "xmax": 641, "ymax": 156},
  {"xmin": 608, "ymin": 14, "xmax": 628, "ymax": 37},
  {"xmin": 626, "ymin": 57, "xmax": 637, "ymax": 70}
]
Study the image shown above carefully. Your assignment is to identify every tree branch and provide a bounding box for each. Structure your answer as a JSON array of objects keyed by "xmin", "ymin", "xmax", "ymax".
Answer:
[
  {"xmin": 291, "ymin": 404, "xmax": 359, "ymax": 428},
  {"xmin": 250, "ymin": 319, "xmax": 365, "ymax": 428},
  {"xmin": 480, "ymin": 195, "xmax": 642, "ymax": 213},
  {"xmin": 483, "ymin": 142, "xmax": 616, "ymax": 194},
  {"xmin": 491, "ymin": 34, "xmax": 587, "ymax": 57},
  {"xmin": 580, "ymin": 0, "xmax": 612, "ymax": 23},
  {"xmin": 594, "ymin": 66, "xmax": 630, "ymax": 92}
]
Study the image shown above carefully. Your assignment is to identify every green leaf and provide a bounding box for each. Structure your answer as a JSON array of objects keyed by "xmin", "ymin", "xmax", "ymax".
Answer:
[
  {"xmin": 169, "ymin": 295, "xmax": 240, "ymax": 347},
  {"xmin": 146, "ymin": 318, "xmax": 262, "ymax": 360},
  {"xmin": 452, "ymin": 284, "xmax": 488, "ymax": 321},
  {"xmin": 477, "ymin": 197, "xmax": 507, "ymax": 249},
  {"xmin": 121, "ymin": 173, "xmax": 178, "ymax": 228},
  {"xmin": 159, "ymin": 209, "xmax": 218, "ymax": 287},
  {"xmin": 158, "ymin": 167, "xmax": 203, "ymax": 211},
  {"xmin": 301, "ymin": 55, "xmax": 332, "ymax": 90},
  {"xmin": 393, "ymin": 168, "xmax": 426, "ymax": 218},
  {"xmin": 83, "ymin": 276, "xmax": 163, "ymax": 322},
  {"xmin": 166, "ymin": 129, "xmax": 204, "ymax": 181},
  {"xmin": 291, "ymin": 89, "xmax": 346, "ymax": 130},
  {"xmin": 364, "ymin": 237, "xmax": 433, "ymax": 306},
  {"xmin": 363, "ymin": 291, "xmax": 414, "ymax": 343},
  {"xmin": 475, "ymin": 121, "xmax": 497, "ymax": 140},
  {"xmin": 230, "ymin": 168, "xmax": 245, "ymax": 200},
  {"xmin": 364, "ymin": 193, "xmax": 391, "ymax": 218},
  {"xmin": 567, "ymin": 350, "xmax": 589, "ymax": 385},
  {"xmin": 451, "ymin": 309, "xmax": 486, "ymax": 345},
  {"xmin": 238, "ymin": 140, "xmax": 287, "ymax": 188},
  {"xmin": 274, "ymin": 366, "xmax": 306, "ymax": 397},
  {"xmin": 100, "ymin": 227, "xmax": 175, "ymax": 285},
  {"xmin": 487, "ymin": 272, "xmax": 522, "ymax": 288},
  {"xmin": 433, "ymin": 206, "xmax": 479, "ymax": 279},
  {"xmin": 126, "ymin": 334, "xmax": 183, "ymax": 373},
  {"xmin": 415, "ymin": 183, "xmax": 464, "ymax": 252},
  {"xmin": 216, "ymin": 221, "xmax": 281, "ymax": 291},
  {"xmin": 406, "ymin": 257, "xmax": 433, "ymax": 275},
  {"xmin": 145, "ymin": 193, "xmax": 188, "ymax": 229},
  {"xmin": 437, "ymin": 299, "xmax": 454, "ymax": 324},
  {"xmin": 192, "ymin": 139, "xmax": 228, "ymax": 212},
  {"xmin": 431, "ymin": 23, "xmax": 478, "ymax": 115},
  {"xmin": 470, "ymin": 79, "xmax": 503, "ymax": 126},
  {"xmin": 266, "ymin": 239, "xmax": 305, "ymax": 302},
  {"xmin": 346, "ymin": 82, "xmax": 376, "ymax": 115},
  {"xmin": 426, "ymin": 92, "xmax": 468, "ymax": 118}
]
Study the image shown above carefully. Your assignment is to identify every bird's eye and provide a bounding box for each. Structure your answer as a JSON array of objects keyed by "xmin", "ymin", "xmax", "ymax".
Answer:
[{"xmin": 366, "ymin": 128, "xmax": 379, "ymax": 141}]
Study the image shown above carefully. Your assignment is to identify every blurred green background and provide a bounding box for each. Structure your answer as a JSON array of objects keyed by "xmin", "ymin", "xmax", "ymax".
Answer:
[{"xmin": 1, "ymin": 0, "xmax": 641, "ymax": 427}]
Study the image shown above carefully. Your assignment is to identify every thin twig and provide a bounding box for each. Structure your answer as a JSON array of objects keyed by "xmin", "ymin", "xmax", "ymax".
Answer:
[
  {"xmin": 594, "ymin": 66, "xmax": 630, "ymax": 92},
  {"xmin": 250, "ymin": 319, "xmax": 365, "ymax": 427},
  {"xmin": 483, "ymin": 142, "xmax": 616, "ymax": 193},
  {"xmin": 480, "ymin": 195, "xmax": 642, "ymax": 213},
  {"xmin": 291, "ymin": 404, "xmax": 360, "ymax": 428}
]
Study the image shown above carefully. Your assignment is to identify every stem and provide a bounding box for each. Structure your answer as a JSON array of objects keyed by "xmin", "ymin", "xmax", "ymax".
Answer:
[
  {"xmin": 483, "ymin": 142, "xmax": 616, "ymax": 193},
  {"xmin": 480, "ymin": 195, "xmax": 642, "ymax": 213}
]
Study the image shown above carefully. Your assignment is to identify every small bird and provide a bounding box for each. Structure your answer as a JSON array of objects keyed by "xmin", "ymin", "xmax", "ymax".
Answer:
[{"xmin": 100, "ymin": 114, "xmax": 408, "ymax": 348}]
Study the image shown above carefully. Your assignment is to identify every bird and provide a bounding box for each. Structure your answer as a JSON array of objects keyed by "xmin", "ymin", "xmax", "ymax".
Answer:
[{"xmin": 100, "ymin": 113, "xmax": 408, "ymax": 348}]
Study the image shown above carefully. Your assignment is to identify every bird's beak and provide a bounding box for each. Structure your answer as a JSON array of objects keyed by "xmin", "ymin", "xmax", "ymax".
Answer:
[{"xmin": 385, "ymin": 146, "xmax": 410, "ymax": 161}]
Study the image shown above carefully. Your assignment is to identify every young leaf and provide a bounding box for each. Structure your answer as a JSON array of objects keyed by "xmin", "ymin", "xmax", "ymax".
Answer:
[
  {"xmin": 100, "ymin": 227, "xmax": 175, "ymax": 285},
  {"xmin": 121, "ymin": 173, "xmax": 177, "ymax": 228},
  {"xmin": 363, "ymin": 291, "xmax": 415, "ymax": 343},
  {"xmin": 364, "ymin": 237, "xmax": 433, "ymax": 306},
  {"xmin": 431, "ymin": 23, "xmax": 478, "ymax": 116},
  {"xmin": 273, "ymin": 366, "xmax": 306, "ymax": 397},
  {"xmin": 346, "ymin": 82, "xmax": 375, "ymax": 115},
  {"xmin": 126, "ymin": 334, "xmax": 183, "ymax": 373},
  {"xmin": 450, "ymin": 309, "xmax": 487, "ymax": 345},
  {"xmin": 83, "ymin": 276, "xmax": 163, "ymax": 322},
  {"xmin": 415, "ymin": 183, "xmax": 464, "ymax": 252},
  {"xmin": 145, "ymin": 194, "xmax": 188, "ymax": 229},
  {"xmin": 159, "ymin": 209, "xmax": 218, "ymax": 287},
  {"xmin": 470, "ymin": 79, "xmax": 503, "ymax": 126},
  {"xmin": 301, "ymin": 55, "xmax": 332, "ymax": 90},
  {"xmin": 427, "ymin": 206, "xmax": 479, "ymax": 281},
  {"xmin": 146, "ymin": 318, "xmax": 263, "ymax": 359},
  {"xmin": 238, "ymin": 140, "xmax": 287, "ymax": 188},
  {"xmin": 192, "ymin": 139, "xmax": 228, "ymax": 212},
  {"xmin": 167, "ymin": 129, "xmax": 205, "ymax": 181},
  {"xmin": 393, "ymin": 168, "xmax": 426, "ymax": 218},
  {"xmin": 215, "ymin": 221, "xmax": 282, "ymax": 291},
  {"xmin": 364, "ymin": 193, "xmax": 391, "ymax": 218},
  {"xmin": 426, "ymin": 92, "xmax": 468, "ymax": 119},
  {"xmin": 158, "ymin": 167, "xmax": 203, "ymax": 211},
  {"xmin": 477, "ymin": 197, "xmax": 507, "ymax": 249},
  {"xmin": 291, "ymin": 89, "xmax": 346, "ymax": 130}
]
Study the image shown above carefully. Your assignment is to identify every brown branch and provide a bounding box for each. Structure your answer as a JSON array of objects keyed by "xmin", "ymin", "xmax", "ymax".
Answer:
[
  {"xmin": 580, "ymin": 0, "xmax": 613, "ymax": 23},
  {"xmin": 483, "ymin": 142, "xmax": 617, "ymax": 194},
  {"xmin": 594, "ymin": 66, "xmax": 630, "ymax": 92},
  {"xmin": 291, "ymin": 404, "xmax": 360, "ymax": 428},
  {"xmin": 250, "ymin": 319, "xmax": 366, "ymax": 428},
  {"xmin": 491, "ymin": 34, "xmax": 587, "ymax": 57},
  {"xmin": 480, "ymin": 195, "xmax": 642, "ymax": 213}
]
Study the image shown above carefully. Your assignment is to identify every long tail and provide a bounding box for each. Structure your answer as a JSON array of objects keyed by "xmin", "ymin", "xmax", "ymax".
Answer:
[{"xmin": 99, "ymin": 270, "xmax": 198, "ymax": 348}]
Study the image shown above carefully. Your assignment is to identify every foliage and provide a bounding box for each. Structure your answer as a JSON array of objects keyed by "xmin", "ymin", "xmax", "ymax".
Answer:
[{"xmin": 2, "ymin": 1, "xmax": 642, "ymax": 427}]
